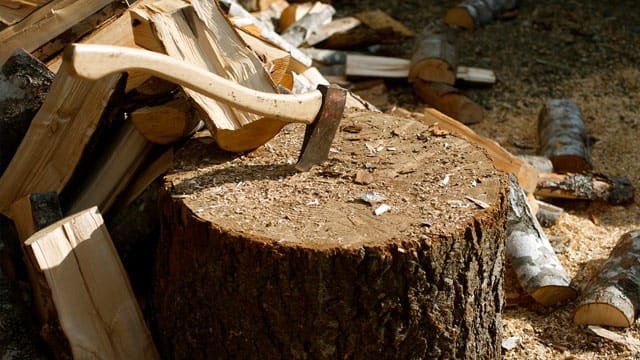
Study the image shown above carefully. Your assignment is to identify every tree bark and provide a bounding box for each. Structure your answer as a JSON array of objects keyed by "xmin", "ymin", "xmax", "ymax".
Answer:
[
  {"xmin": 153, "ymin": 110, "xmax": 508, "ymax": 359},
  {"xmin": 444, "ymin": 0, "xmax": 519, "ymax": 31},
  {"xmin": 505, "ymin": 174, "xmax": 577, "ymax": 306},
  {"xmin": 537, "ymin": 99, "xmax": 591, "ymax": 173},
  {"xmin": 535, "ymin": 172, "xmax": 634, "ymax": 205},
  {"xmin": 409, "ymin": 21, "xmax": 457, "ymax": 85},
  {"xmin": 0, "ymin": 49, "xmax": 54, "ymax": 177},
  {"xmin": 574, "ymin": 230, "xmax": 640, "ymax": 328}
]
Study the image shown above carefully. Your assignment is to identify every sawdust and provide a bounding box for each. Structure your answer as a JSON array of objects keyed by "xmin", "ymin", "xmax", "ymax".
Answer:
[
  {"xmin": 332, "ymin": 0, "xmax": 640, "ymax": 358},
  {"xmin": 167, "ymin": 109, "xmax": 503, "ymax": 250}
]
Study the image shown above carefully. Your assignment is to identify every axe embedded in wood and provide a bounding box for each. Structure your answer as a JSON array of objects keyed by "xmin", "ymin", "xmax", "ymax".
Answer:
[{"xmin": 63, "ymin": 44, "xmax": 347, "ymax": 171}]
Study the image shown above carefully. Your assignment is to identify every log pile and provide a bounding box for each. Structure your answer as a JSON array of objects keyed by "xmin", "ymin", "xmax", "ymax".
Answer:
[{"xmin": 0, "ymin": 0, "xmax": 637, "ymax": 357}]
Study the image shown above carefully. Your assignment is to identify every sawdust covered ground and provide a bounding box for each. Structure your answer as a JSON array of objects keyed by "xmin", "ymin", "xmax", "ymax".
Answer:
[{"xmin": 334, "ymin": 0, "xmax": 640, "ymax": 358}]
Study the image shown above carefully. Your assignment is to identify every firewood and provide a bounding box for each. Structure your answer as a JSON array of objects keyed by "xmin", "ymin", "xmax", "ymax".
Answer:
[
  {"xmin": 535, "ymin": 172, "xmax": 634, "ymax": 205},
  {"xmin": 278, "ymin": 1, "xmax": 314, "ymax": 32},
  {"xmin": 0, "ymin": 0, "xmax": 49, "ymax": 25},
  {"xmin": 535, "ymin": 199, "xmax": 563, "ymax": 227},
  {"xmin": 66, "ymin": 121, "xmax": 153, "ymax": 215},
  {"xmin": 22, "ymin": 207, "xmax": 159, "ymax": 358},
  {"xmin": 517, "ymin": 154, "xmax": 554, "ymax": 173},
  {"xmin": 0, "ymin": 63, "xmax": 122, "ymax": 217},
  {"xmin": 30, "ymin": 1, "xmax": 128, "ymax": 64},
  {"xmin": 0, "ymin": 49, "xmax": 54, "ymax": 177},
  {"xmin": 317, "ymin": 9, "xmax": 413, "ymax": 49},
  {"xmin": 280, "ymin": 2, "xmax": 335, "ymax": 47},
  {"xmin": 409, "ymin": 21, "xmax": 457, "ymax": 85},
  {"xmin": 46, "ymin": 0, "xmax": 160, "ymax": 92},
  {"xmin": 574, "ymin": 230, "xmax": 640, "ymax": 327},
  {"xmin": 444, "ymin": 0, "xmax": 519, "ymax": 31},
  {"xmin": 305, "ymin": 16, "xmax": 361, "ymax": 47},
  {"xmin": 149, "ymin": 0, "xmax": 282, "ymax": 152},
  {"xmin": 421, "ymin": 108, "xmax": 538, "ymax": 193},
  {"xmin": 224, "ymin": 0, "xmax": 312, "ymax": 67},
  {"xmin": 537, "ymin": 99, "xmax": 592, "ymax": 173},
  {"xmin": 413, "ymin": 80, "xmax": 483, "ymax": 124},
  {"xmin": 506, "ymin": 174, "xmax": 577, "ymax": 306},
  {"xmin": 0, "ymin": 0, "xmax": 115, "ymax": 64},
  {"xmin": 131, "ymin": 97, "xmax": 201, "ymax": 145}
]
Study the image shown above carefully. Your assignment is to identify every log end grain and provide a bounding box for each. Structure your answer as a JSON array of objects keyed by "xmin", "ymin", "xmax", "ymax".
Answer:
[
  {"xmin": 574, "ymin": 302, "xmax": 632, "ymax": 328},
  {"xmin": 443, "ymin": 7, "xmax": 475, "ymax": 31},
  {"xmin": 154, "ymin": 109, "xmax": 509, "ymax": 359},
  {"xmin": 530, "ymin": 285, "xmax": 578, "ymax": 306}
]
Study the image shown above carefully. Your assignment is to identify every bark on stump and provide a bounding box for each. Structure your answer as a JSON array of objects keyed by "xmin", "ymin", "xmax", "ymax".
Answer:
[{"xmin": 153, "ymin": 110, "xmax": 509, "ymax": 359}]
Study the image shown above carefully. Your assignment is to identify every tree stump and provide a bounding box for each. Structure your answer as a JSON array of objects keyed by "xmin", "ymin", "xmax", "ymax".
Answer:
[{"xmin": 153, "ymin": 109, "xmax": 509, "ymax": 359}]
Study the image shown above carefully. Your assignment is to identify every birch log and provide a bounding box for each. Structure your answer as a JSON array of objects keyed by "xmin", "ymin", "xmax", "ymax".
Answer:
[
  {"xmin": 574, "ymin": 230, "xmax": 640, "ymax": 327},
  {"xmin": 537, "ymin": 99, "xmax": 591, "ymax": 173},
  {"xmin": 444, "ymin": 0, "xmax": 518, "ymax": 31},
  {"xmin": 506, "ymin": 174, "xmax": 577, "ymax": 305},
  {"xmin": 413, "ymin": 80, "xmax": 483, "ymax": 124},
  {"xmin": 409, "ymin": 21, "xmax": 457, "ymax": 85},
  {"xmin": 535, "ymin": 172, "xmax": 634, "ymax": 205}
]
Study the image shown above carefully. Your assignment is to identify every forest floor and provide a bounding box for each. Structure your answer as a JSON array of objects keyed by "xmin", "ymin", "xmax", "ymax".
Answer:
[{"xmin": 333, "ymin": 0, "xmax": 640, "ymax": 358}]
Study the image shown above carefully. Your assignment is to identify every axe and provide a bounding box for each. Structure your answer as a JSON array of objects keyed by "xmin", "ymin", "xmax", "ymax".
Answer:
[{"xmin": 63, "ymin": 44, "xmax": 347, "ymax": 171}]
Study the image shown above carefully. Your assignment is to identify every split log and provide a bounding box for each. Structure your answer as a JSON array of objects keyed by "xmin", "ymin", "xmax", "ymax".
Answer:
[
  {"xmin": 505, "ymin": 174, "xmax": 577, "ymax": 305},
  {"xmin": 574, "ymin": 230, "xmax": 640, "ymax": 327},
  {"xmin": 444, "ymin": 0, "xmax": 519, "ymax": 31},
  {"xmin": 409, "ymin": 21, "xmax": 457, "ymax": 85},
  {"xmin": 317, "ymin": 9, "xmax": 413, "ymax": 50},
  {"xmin": 0, "ymin": 0, "xmax": 115, "ymax": 64},
  {"xmin": 535, "ymin": 172, "xmax": 634, "ymax": 205},
  {"xmin": 279, "ymin": 2, "xmax": 335, "ymax": 47},
  {"xmin": 413, "ymin": 80, "xmax": 483, "ymax": 124},
  {"xmin": 154, "ymin": 110, "xmax": 508, "ymax": 359},
  {"xmin": 22, "ymin": 207, "xmax": 159, "ymax": 358},
  {"xmin": 305, "ymin": 16, "xmax": 361, "ymax": 47},
  {"xmin": 65, "ymin": 121, "xmax": 153, "ymax": 215},
  {"xmin": 421, "ymin": 108, "xmax": 538, "ymax": 193},
  {"xmin": 0, "ymin": 49, "xmax": 54, "ymax": 177},
  {"xmin": 537, "ymin": 99, "xmax": 591, "ymax": 173},
  {"xmin": 30, "ymin": 1, "xmax": 128, "ymax": 64},
  {"xmin": 0, "ymin": 62, "xmax": 122, "ymax": 217},
  {"xmin": 0, "ymin": 0, "xmax": 49, "ymax": 26},
  {"xmin": 131, "ymin": 96, "xmax": 201, "ymax": 145},
  {"xmin": 149, "ymin": 0, "xmax": 282, "ymax": 152},
  {"xmin": 9, "ymin": 193, "xmax": 67, "ymax": 357},
  {"xmin": 517, "ymin": 154, "xmax": 554, "ymax": 173}
]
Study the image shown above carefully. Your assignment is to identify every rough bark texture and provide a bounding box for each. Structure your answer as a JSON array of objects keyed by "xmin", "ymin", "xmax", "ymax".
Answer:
[
  {"xmin": 574, "ymin": 230, "xmax": 640, "ymax": 328},
  {"xmin": 535, "ymin": 172, "xmax": 634, "ymax": 205},
  {"xmin": 0, "ymin": 49, "xmax": 54, "ymax": 177},
  {"xmin": 505, "ymin": 174, "xmax": 577, "ymax": 306},
  {"xmin": 537, "ymin": 99, "xmax": 591, "ymax": 173},
  {"xmin": 153, "ymin": 110, "xmax": 508, "ymax": 359}
]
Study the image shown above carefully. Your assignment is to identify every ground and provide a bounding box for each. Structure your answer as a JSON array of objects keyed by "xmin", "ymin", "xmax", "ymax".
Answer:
[{"xmin": 332, "ymin": 0, "xmax": 640, "ymax": 358}]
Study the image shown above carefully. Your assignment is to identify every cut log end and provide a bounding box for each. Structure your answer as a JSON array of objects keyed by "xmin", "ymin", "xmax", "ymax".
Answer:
[
  {"xmin": 530, "ymin": 285, "xmax": 578, "ymax": 306},
  {"xmin": 443, "ymin": 7, "xmax": 475, "ymax": 30},
  {"xmin": 574, "ymin": 303, "xmax": 632, "ymax": 328},
  {"xmin": 409, "ymin": 58, "xmax": 456, "ymax": 85}
]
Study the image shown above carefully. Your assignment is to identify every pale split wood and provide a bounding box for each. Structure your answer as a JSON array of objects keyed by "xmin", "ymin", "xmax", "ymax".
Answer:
[
  {"xmin": 574, "ymin": 230, "xmax": 640, "ymax": 327},
  {"xmin": 0, "ymin": 0, "xmax": 49, "ymax": 26},
  {"xmin": 130, "ymin": 96, "xmax": 199, "ymax": 144},
  {"xmin": 149, "ymin": 0, "xmax": 292, "ymax": 151},
  {"xmin": 505, "ymin": 174, "xmax": 577, "ymax": 306},
  {"xmin": 24, "ymin": 207, "xmax": 159, "ymax": 358},
  {"xmin": 0, "ymin": 63, "xmax": 121, "ymax": 217},
  {"xmin": 280, "ymin": 1, "xmax": 335, "ymax": 47},
  {"xmin": 0, "ymin": 0, "xmax": 115, "ymax": 64}
]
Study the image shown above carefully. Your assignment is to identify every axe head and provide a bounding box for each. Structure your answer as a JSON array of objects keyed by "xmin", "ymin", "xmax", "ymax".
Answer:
[{"xmin": 295, "ymin": 84, "xmax": 347, "ymax": 171}]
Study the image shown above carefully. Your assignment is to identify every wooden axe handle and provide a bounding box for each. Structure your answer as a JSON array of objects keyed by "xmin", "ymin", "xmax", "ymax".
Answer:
[{"xmin": 63, "ymin": 44, "xmax": 323, "ymax": 124}]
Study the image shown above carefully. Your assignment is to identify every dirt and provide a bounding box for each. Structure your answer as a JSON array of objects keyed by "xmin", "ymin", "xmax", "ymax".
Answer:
[{"xmin": 331, "ymin": 0, "xmax": 640, "ymax": 359}]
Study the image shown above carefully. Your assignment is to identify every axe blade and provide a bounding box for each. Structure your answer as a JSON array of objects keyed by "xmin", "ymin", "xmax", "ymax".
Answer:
[{"xmin": 295, "ymin": 84, "xmax": 347, "ymax": 172}]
